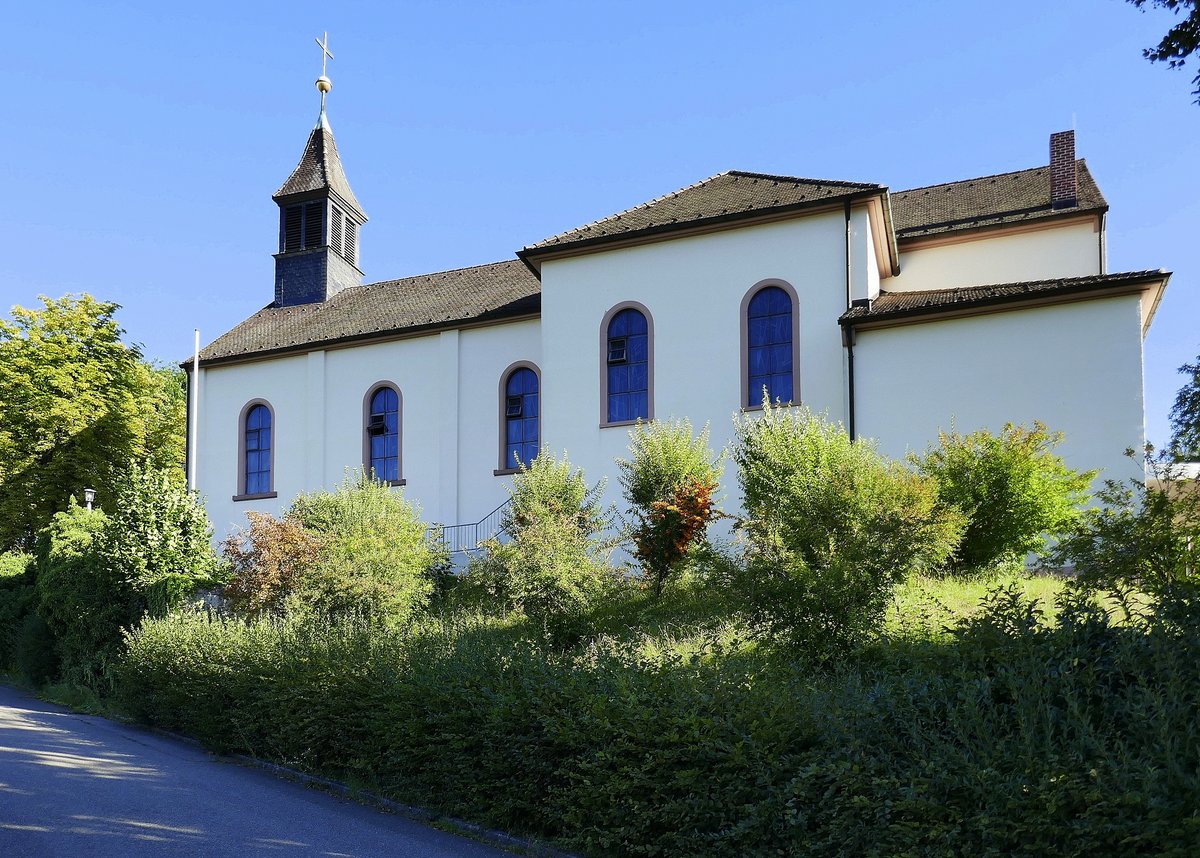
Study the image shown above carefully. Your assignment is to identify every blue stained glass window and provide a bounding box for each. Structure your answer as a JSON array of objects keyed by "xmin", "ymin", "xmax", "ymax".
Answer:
[
  {"xmin": 504, "ymin": 367, "xmax": 539, "ymax": 469},
  {"xmin": 747, "ymin": 286, "xmax": 794, "ymax": 405},
  {"xmin": 607, "ymin": 309, "xmax": 648, "ymax": 422},
  {"xmin": 244, "ymin": 404, "xmax": 272, "ymax": 495},
  {"xmin": 368, "ymin": 387, "xmax": 400, "ymax": 482}
]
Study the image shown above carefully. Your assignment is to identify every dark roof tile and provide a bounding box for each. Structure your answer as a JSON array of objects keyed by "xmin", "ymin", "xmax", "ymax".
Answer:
[
  {"xmin": 197, "ymin": 259, "xmax": 538, "ymax": 364},
  {"xmin": 890, "ymin": 160, "xmax": 1106, "ymax": 240},
  {"xmin": 522, "ymin": 170, "xmax": 884, "ymax": 253},
  {"xmin": 840, "ymin": 270, "xmax": 1166, "ymax": 325},
  {"xmin": 273, "ymin": 114, "xmax": 366, "ymax": 216}
]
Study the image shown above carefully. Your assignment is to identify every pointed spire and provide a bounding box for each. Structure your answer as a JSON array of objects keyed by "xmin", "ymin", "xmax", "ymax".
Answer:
[
  {"xmin": 272, "ymin": 31, "xmax": 366, "ymax": 218},
  {"xmin": 272, "ymin": 118, "xmax": 366, "ymax": 217}
]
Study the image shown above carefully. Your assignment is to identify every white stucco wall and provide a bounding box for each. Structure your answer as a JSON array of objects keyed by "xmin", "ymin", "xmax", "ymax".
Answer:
[
  {"xmin": 197, "ymin": 318, "xmax": 540, "ymax": 539},
  {"xmin": 539, "ymin": 212, "xmax": 854, "ymax": 514},
  {"xmin": 853, "ymin": 294, "xmax": 1146, "ymax": 486},
  {"xmin": 888, "ymin": 219, "xmax": 1102, "ymax": 293}
]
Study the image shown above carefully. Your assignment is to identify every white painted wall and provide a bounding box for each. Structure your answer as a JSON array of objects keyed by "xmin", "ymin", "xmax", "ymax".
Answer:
[
  {"xmin": 198, "ymin": 319, "xmax": 540, "ymax": 539},
  {"xmin": 539, "ymin": 212, "xmax": 853, "ymax": 515},
  {"xmin": 198, "ymin": 354, "xmax": 308, "ymax": 537},
  {"xmin": 853, "ymin": 295, "xmax": 1146, "ymax": 486},
  {"xmin": 195, "ymin": 210, "xmax": 1146, "ymax": 546},
  {"xmin": 889, "ymin": 219, "xmax": 1102, "ymax": 292}
]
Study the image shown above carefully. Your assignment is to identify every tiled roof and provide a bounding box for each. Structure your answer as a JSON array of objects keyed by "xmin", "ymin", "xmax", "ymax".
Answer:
[
  {"xmin": 197, "ymin": 260, "xmax": 539, "ymax": 365},
  {"xmin": 273, "ymin": 113, "xmax": 366, "ymax": 216},
  {"xmin": 839, "ymin": 270, "xmax": 1167, "ymax": 326},
  {"xmin": 522, "ymin": 170, "xmax": 884, "ymax": 254},
  {"xmin": 890, "ymin": 160, "xmax": 1106, "ymax": 240}
]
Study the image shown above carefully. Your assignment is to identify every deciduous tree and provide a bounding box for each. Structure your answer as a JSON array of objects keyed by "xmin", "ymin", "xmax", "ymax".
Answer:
[{"xmin": 0, "ymin": 295, "xmax": 185, "ymax": 550}]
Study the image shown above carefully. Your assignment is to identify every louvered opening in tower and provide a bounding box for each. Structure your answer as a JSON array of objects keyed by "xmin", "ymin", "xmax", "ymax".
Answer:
[
  {"xmin": 303, "ymin": 202, "xmax": 325, "ymax": 248},
  {"xmin": 283, "ymin": 206, "xmax": 302, "ymax": 252},
  {"xmin": 344, "ymin": 220, "xmax": 357, "ymax": 266},
  {"xmin": 331, "ymin": 205, "xmax": 344, "ymax": 258}
]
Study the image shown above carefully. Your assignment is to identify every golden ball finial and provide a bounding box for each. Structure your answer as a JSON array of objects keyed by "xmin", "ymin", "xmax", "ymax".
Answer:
[{"xmin": 316, "ymin": 75, "xmax": 332, "ymax": 94}]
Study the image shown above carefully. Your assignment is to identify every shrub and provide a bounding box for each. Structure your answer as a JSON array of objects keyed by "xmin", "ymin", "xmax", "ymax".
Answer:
[
  {"xmin": 12, "ymin": 612, "xmax": 60, "ymax": 684},
  {"xmin": 223, "ymin": 511, "xmax": 323, "ymax": 617},
  {"xmin": 915, "ymin": 422, "xmax": 1094, "ymax": 574},
  {"xmin": 617, "ymin": 419, "xmax": 722, "ymax": 596},
  {"xmin": 224, "ymin": 472, "xmax": 445, "ymax": 627},
  {"xmin": 1050, "ymin": 450, "xmax": 1199, "ymax": 598},
  {"xmin": 99, "ymin": 461, "xmax": 220, "ymax": 614},
  {"xmin": 0, "ymin": 552, "xmax": 35, "ymax": 666},
  {"xmin": 466, "ymin": 451, "xmax": 615, "ymax": 642},
  {"xmin": 36, "ymin": 464, "xmax": 218, "ymax": 686},
  {"xmin": 33, "ymin": 503, "xmax": 115, "ymax": 683},
  {"xmin": 733, "ymin": 403, "xmax": 963, "ymax": 651}
]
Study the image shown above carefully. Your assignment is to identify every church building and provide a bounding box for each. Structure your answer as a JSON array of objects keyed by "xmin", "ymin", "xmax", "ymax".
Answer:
[{"xmin": 187, "ymin": 76, "xmax": 1169, "ymax": 540}]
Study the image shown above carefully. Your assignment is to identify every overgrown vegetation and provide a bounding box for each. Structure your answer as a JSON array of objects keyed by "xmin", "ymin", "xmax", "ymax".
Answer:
[
  {"xmin": 916, "ymin": 422, "xmax": 1094, "ymax": 574},
  {"xmin": 224, "ymin": 472, "xmax": 445, "ymax": 627},
  {"xmin": 464, "ymin": 451, "xmax": 616, "ymax": 643},
  {"xmin": 7, "ymin": 339, "xmax": 1200, "ymax": 854},
  {"xmin": 618, "ymin": 419, "xmax": 722, "ymax": 596},
  {"xmin": 732, "ymin": 403, "xmax": 963, "ymax": 650}
]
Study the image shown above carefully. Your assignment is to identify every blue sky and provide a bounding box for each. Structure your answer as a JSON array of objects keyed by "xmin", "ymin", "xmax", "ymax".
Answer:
[{"xmin": 3, "ymin": 0, "xmax": 1196, "ymax": 448}]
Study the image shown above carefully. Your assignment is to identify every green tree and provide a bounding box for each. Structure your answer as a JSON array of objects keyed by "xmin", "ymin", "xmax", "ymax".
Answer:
[
  {"xmin": 1127, "ymin": 0, "xmax": 1200, "ymax": 103},
  {"xmin": 0, "ymin": 294, "xmax": 185, "ymax": 550},
  {"xmin": 1169, "ymin": 351, "xmax": 1200, "ymax": 459}
]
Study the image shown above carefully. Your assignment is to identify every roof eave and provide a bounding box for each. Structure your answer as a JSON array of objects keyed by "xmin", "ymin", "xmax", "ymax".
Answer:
[
  {"xmin": 896, "ymin": 203, "xmax": 1109, "ymax": 245},
  {"xmin": 839, "ymin": 271, "xmax": 1170, "ymax": 330}
]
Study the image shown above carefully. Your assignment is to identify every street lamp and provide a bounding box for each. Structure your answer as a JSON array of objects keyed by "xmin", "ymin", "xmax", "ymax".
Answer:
[{"xmin": 83, "ymin": 488, "xmax": 96, "ymax": 511}]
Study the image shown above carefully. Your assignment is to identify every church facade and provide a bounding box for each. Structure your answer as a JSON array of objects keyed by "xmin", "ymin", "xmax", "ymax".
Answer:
[{"xmin": 187, "ymin": 105, "xmax": 1168, "ymax": 538}]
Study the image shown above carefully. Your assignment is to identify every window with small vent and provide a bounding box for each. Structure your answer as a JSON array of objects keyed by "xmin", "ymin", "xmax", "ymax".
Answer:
[
  {"xmin": 303, "ymin": 202, "xmax": 324, "ymax": 248},
  {"xmin": 365, "ymin": 385, "xmax": 401, "ymax": 483},
  {"xmin": 604, "ymin": 306, "xmax": 650, "ymax": 424},
  {"xmin": 283, "ymin": 206, "xmax": 302, "ymax": 252},
  {"xmin": 502, "ymin": 367, "xmax": 539, "ymax": 470},
  {"xmin": 330, "ymin": 206, "xmax": 344, "ymax": 257},
  {"xmin": 344, "ymin": 220, "xmax": 357, "ymax": 265}
]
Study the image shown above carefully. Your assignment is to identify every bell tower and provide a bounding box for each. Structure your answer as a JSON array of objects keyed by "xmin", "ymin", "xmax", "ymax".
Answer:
[{"xmin": 272, "ymin": 33, "xmax": 368, "ymax": 307}]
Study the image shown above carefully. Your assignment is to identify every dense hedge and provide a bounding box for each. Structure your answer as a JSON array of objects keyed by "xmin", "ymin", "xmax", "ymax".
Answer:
[{"xmin": 118, "ymin": 590, "xmax": 1200, "ymax": 857}]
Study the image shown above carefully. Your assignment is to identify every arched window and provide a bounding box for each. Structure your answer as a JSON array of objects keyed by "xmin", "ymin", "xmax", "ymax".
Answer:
[
  {"xmin": 238, "ymin": 400, "xmax": 275, "ymax": 499},
  {"xmin": 602, "ymin": 304, "xmax": 653, "ymax": 424},
  {"xmin": 364, "ymin": 384, "xmax": 402, "ymax": 484},
  {"xmin": 742, "ymin": 281, "xmax": 799, "ymax": 407},
  {"xmin": 499, "ymin": 363, "xmax": 540, "ymax": 471}
]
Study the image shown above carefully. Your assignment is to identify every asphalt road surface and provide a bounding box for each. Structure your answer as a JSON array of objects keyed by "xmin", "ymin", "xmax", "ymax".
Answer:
[{"xmin": 0, "ymin": 683, "xmax": 512, "ymax": 857}]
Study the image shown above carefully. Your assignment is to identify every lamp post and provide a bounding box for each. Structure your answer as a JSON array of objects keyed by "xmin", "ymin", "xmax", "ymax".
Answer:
[{"xmin": 83, "ymin": 488, "xmax": 96, "ymax": 511}]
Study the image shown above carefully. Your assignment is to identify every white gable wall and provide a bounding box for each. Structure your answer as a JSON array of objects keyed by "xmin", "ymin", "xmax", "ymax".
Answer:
[
  {"xmin": 540, "ymin": 211, "xmax": 854, "ymax": 512},
  {"xmin": 888, "ymin": 218, "xmax": 1102, "ymax": 292},
  {"xmin": 853, "ymin": 294, "xmax": 1146, "ymax": 485}
]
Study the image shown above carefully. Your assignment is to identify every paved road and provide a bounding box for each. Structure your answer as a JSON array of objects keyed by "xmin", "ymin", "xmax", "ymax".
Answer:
[{"xmin": 0, "ymin": 684, "xmax": 511, "ymax": 857}]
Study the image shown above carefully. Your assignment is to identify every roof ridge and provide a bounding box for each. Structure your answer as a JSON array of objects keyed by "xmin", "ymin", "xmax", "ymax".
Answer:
[
  {"xmin": 726, "ymin": 169, "xmax": 882, "ymax": 189},
  {"xmin": 364, "ymin": 258, "xmax": 520, "ymax": 288},
  {"xmin": 892, "ymin": 158, "xmax": 1087, "ymax": 197},
  {"xmin": 521, "ymin": 171, "xmax": 733, "ymax": 249}
]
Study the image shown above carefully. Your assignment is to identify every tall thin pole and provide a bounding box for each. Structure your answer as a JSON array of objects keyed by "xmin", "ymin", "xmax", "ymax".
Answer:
[{"xmin": 189, "ymin": 329, "xmax": 200, "ymax": 491}]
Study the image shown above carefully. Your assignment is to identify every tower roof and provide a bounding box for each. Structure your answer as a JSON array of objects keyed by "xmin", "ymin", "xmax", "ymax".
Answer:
[{"xmin": 272, "ymin": 111, "xmax": 366, "ymax": 218}]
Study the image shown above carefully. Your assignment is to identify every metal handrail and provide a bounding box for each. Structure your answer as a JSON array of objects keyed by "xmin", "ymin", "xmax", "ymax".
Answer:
[{"xmin": 431, "ymin": 498, "xmax": 511, "ymax": 554}]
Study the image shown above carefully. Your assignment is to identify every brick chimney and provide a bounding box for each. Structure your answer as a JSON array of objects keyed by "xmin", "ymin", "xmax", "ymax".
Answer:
[{"xmin": 1050, "ymin": 130, "xmax": 1078, "ymax": 210}]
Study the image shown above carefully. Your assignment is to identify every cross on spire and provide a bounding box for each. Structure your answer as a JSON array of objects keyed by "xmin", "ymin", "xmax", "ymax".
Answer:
[{"xmin": 315, "ymin": 32, "xmax": 334, "ymax": 77}]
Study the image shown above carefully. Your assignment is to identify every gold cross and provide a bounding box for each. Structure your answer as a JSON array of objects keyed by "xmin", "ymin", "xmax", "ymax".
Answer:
[{"xmin": 315, "ymin": 32, "xmax": 334, "ymax": 77}]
